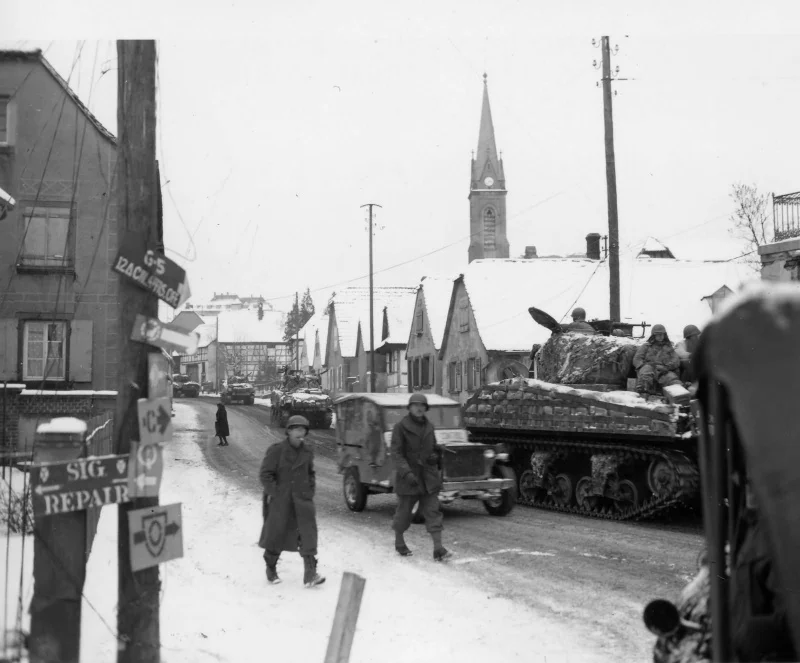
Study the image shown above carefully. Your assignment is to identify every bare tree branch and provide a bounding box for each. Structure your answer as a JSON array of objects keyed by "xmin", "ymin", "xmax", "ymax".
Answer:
[{"xmin": 728, "ymin": 183, "xmax": 772, "ymax": 270}]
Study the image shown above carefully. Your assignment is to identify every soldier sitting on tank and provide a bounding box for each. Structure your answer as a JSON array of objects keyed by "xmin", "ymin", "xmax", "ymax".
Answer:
[
  {"xmin": 632, "ymin": 324, "xmax": 682, "ymax": 395},
  {"xmin": 562, "ymin": 307, "xmax": 596, "ymax": 334},
  {"xmin": 675, "ymin": 324, "xmax": 701, "ymax": 385}
]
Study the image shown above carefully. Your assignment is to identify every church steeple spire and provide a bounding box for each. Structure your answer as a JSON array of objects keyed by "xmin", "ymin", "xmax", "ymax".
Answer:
[
  {"xmin": 468, "ymin": 73, "xmax": 509, "ymax": 263},
  {"xmin": 472, "ymin": 73, "xmax": 505, "ymax": 187}
]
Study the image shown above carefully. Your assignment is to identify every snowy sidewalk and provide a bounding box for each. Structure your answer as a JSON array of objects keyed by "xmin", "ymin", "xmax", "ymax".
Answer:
[{"xmin": 77, "ymin": 404, "xmax": 611, "ymax": 662}]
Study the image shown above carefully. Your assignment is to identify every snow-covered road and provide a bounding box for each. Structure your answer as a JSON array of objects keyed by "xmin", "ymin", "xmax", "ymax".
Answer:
[{"xmin": 166, "ymin": 398, "xmax": 703, "ymax": 662}]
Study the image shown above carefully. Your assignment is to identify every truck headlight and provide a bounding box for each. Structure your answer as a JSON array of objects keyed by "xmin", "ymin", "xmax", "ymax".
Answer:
[{"xmin": 483, "ymin": 449, "xmax": 496, "ymax": 459}]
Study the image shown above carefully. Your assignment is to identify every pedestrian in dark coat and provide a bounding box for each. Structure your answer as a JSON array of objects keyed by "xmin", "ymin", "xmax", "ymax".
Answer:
[
  {"xmin": 215, "ymin": 403, "xmax": 229, "ymax": 446},
  {"xmin": 390, "ymin": 392, "xmax": 451, "ymax": 562},
  {"xmin": 633, "ymin": 324, "xmax": 682, "ymax": 395},
  {"xmin": 258, "ymin": 415, "xmax": 325, "ymax": 587}
]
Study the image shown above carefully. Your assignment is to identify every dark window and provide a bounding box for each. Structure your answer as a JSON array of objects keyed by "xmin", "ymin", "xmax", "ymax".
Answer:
[
  {"xmin": 415, "ymin": 308, "xmax": 424, "ymax": 334},
  {"xmin": 448, "ymin": 361, "xmax": 456, "ymax": 392},
  {"xmin": 421, "ymin": 355, "xmax": 431, "ymax": 388},
  {"xmin": 467, "ymin": 358, "xmax": 475, "ymax": 391}
]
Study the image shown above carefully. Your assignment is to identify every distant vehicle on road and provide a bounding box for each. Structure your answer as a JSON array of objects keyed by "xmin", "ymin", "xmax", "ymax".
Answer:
[
  {"xmin": 172, "ymin": 374, "xmax": 200, "ymax": 398},
  {"xmin": 334, "ymin": 392, "xmax": 516, "ymax": 518},
  {"xmin": 221, "ymin": 376, "xmax": 256, "ymax": 405}
]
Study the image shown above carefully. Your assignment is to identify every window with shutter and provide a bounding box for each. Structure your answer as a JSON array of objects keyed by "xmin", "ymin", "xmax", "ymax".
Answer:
[
  {"xmin": 415, "ymin": 308, "xmax": 424, "ymax": 334},
  {"xmin": 448, "ymin": 361, "xmax": 456, "ymax": 392},
  {"xmin": 467, "ymin": 358, "xmax": 475, "ymax": 391},
  {"xmin": 421, "ymin": 355, "xmax": 431, "ymax": 388},
  {"xmin": 455, "ymin": 361, "xmax": 462, "ymax": 392},
  {"xmin": 475, "ymin": 357, "xmax": 482, "ymax": 388},
  {"xmin": 407, "ymin": 360, "xmax": 413, "ymax": 392},
  {"xmin": 20, "ymin": 205, "xmax": 74, "ymax": 268},
  {"xmin": 23, "ymin": 321, "xmax": 66, "ymax": 380}
]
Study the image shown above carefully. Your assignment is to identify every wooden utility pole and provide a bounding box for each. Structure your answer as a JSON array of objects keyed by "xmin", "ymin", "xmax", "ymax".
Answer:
[
  {"xmin": 601, "ymin": 36, "xmax": 621, "ymax": 322},
  {"xmin": 360, "ymin": 203, "xmax": 381, "ymax": 393},
  {"xmin": 114, "ymin": 40, "xmax": 160, "ymax": 663}
]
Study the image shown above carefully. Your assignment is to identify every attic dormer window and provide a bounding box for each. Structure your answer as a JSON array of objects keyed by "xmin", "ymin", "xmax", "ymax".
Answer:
[
  {"xmin": 415, "ymin": 308, "xmax": 424, "ymax": 335},
  {"xmin": 458, "ymin": 298, "xmax": 470, "ymax": 332}
]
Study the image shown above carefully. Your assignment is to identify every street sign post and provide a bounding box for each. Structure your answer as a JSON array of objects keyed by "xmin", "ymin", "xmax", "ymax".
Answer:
[
  {"xmin": 137, "ymin": 396, "xmax": 173, "ymax": 444},
  {"xmin": 31, "ymin": 455, "xmax": 130, "ymax": 517},
  {"xmin": 128, "ymin": 503, "xmax": 183, "ymax": 572},
  {"xmin": 131, "ymin": 314, "xmax": 199, "ymax": 355},
  {"xmin": 127, "ymin": 440, "xmax": 164, "ymax": 499},
  {"xmin": 113, "ymin": 232, "xmax": 191, "ymax": 309}
]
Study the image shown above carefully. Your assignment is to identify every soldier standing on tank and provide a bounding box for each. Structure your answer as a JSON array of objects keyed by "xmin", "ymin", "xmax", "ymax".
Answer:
[
  {"xmin": 633, "ymin": 324, "xmax": 682, "ymax": 395},
  {"xmin": 675, "ymin": 324, "xmax": 701, "ymax": 384},
  {"xmin": 563, "ymin": 307, "xmax": 596, "ymax": 334},
  {"xmin": 390, "ymin": 393, "xmax": 451, "ymax": 562},
  {"xmin": 258, "ymin": 414, "xmax": 325, "ymax": 588}
]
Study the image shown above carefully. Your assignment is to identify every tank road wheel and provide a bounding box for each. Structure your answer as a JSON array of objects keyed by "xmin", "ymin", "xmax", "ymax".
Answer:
[
  {"xmin": 550, "ymin": 473, "xmax": 575, "ymax": 507},
  {"xmin": 343, "ymin": 467, "xmax": 367, "ymax": 512},
  {"xmin": 322, "ymin": 412, "xmax": 333, "ymax": 429},
  {"xmin": 575, "ymin": 476, "xmax": 600, "ymax": 512},
  {"xmin": 647, "ymin": 458, "xmax": 678, "ymax": 498},
  {"xmin": 614, "ymin": 479, "xmax": 641, "ymax": 513},
  {"xmin": 518, "ymin": 469, "xmax": 541, "ymax": 502}
]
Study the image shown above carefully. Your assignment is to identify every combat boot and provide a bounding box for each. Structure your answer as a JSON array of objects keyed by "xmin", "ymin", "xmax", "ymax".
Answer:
[
  {"xmin": 395, "ymin": 532, "xmax": 413, "ymax": 556},
  {"xmin": 302, "ymin": 555, "xmax": 326, "ymax": 588},
  {"xmin": 264, "ymin": 552, "xmax": 281, "ymax": 584},
  {"xmin": 432, "ymin": 531, "xmax": 452, "ymax": 562}
]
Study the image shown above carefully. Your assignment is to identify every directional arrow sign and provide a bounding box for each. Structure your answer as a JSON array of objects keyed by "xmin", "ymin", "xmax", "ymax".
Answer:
[
  {"xmin": 137, "ymin": 397, "xmax": 173, "ymax": 444},
  {"xmin": 127, "ymin": 440, "xmax": 164, "ymax": 499},
  {"xmin": 131, "ymin": 315, "xmax": 199, "ymax": 356},
  {"xmin": 113, "ymin": 232, "xmax": 191, "ymax": 309},
  {"xmin": 128, "ymin": 502, "xmax": 183, "ymax": 572},
  {"xmin": 31, "ymin": 455, "xmax": 130, "ymax": 517}
]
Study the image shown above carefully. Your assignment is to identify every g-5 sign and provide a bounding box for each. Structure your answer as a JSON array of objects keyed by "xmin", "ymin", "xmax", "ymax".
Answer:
[{"xmin": 113, "ymin": 233, "xmax": 191, "ymax": 309}]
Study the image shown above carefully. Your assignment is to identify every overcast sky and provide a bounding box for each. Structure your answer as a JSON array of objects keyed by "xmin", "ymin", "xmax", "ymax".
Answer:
[{"xmin": 6, "ymin": 1, "xmax": 800, "ymax": 313}]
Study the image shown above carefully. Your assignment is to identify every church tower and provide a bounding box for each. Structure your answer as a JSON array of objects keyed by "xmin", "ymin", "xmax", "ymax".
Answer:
[{"xmin": 468, "ymin": 73, "xmax": 509, "ymax": 262}]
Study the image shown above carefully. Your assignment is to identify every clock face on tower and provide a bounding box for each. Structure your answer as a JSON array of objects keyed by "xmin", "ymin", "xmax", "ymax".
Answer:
[{"xmin": 484, "ymin": 176, "xmax": 494, "ymax": 187}]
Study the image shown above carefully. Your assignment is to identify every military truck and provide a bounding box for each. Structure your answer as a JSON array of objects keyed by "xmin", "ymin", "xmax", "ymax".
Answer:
[
  {"xmin": 221, "ymin": 375, "xmax": 255, "ymax": 405},
  {"xmin": 645, "ymin": 285, "xmax": 800, "ymax": 663},
  {"xmin": 463, "ymin": 306, "xmax": 699, "ymax": 521},
  {"xmin": 334, "ymin": 393, "xmax": 517, "ymax": 517},
  {"xmin": 270, "ymin": 370, "xmax": 333, "ymax": 429}
]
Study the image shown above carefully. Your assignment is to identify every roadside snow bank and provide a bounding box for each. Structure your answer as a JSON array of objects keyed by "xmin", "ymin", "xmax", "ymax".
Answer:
[{"xmin": 76, "ymin": 404, "xmax": 610, "ymax": 662}]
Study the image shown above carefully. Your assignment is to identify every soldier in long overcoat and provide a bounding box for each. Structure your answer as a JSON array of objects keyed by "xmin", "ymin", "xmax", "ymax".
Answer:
[
  {"xmin": 258, "ymin": 415, "xmax": 325, "ymax": 587},
  {"xmin": 633, "ymin": 324, "xmax": 682, "ymax": 395},
  {"xmin": 390, "ymin": 392, "xmax": 451, "ymax": 562}
]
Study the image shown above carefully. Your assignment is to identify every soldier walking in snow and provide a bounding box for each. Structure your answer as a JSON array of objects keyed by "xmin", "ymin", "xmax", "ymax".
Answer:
[
  {"xmin": 632, "ymin": 324, "xmax": 682, "ymax": 395},
  {"xmin": 390, "ymin": 393, "xmax": 451, "ymax": 562},
  {"xmin": 215, "ymin": 402, "xmax": 229, "ymax": 446},
  {"xmin": 258, "ymin": 415, "xmax": 325, "ymax": 587}
]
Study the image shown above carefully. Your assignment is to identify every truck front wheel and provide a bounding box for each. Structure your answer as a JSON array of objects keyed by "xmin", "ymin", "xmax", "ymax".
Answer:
[
  {"xmin": 483, "ymin": 465, "xmax": 517, "ymax": 516},
  {"xmin": 343, "ymin": 467, "xmax": 367, "ymax": 512}
]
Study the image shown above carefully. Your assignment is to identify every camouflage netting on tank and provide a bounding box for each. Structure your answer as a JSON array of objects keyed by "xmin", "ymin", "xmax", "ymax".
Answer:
[
  {"xmin": 463, "ymin": 378, "xmax": 680, "ymax": 437},
  {"xmin": 537, "ymin": 333, "xmax": 640, "ymax": 386}
]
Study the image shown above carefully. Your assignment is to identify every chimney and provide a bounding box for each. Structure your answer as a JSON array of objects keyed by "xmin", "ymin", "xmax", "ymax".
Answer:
[
  {"xmin": 586, "ymin": 233, "xmax": 601, "ymax": 260},
  {"xmin": 524, "ymin": 246, "xmax": 538, "ymax": 259}
]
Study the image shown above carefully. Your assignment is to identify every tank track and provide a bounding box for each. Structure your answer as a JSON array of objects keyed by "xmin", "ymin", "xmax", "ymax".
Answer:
[{"xmin": 475, "ymin": 434, "xmax": 700, "ymax": 522}]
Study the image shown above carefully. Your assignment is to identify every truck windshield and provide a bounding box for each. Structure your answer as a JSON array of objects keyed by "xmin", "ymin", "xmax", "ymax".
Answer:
[{"xmin": 383, "ymin": 406, "xmax": 463, "ymax": 431}]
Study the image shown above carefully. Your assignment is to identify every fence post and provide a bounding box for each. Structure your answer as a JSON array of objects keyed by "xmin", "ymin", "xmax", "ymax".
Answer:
[
  {"xmin": 28, "ymin": 417, "xmax": 88, "ymax": 663},
  {"xmin": 324, "ymin": 572, "xmax": 366, "ymax": 663}
]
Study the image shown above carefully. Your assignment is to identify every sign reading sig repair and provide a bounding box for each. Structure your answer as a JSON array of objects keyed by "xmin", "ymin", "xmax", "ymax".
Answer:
[
  {"xmin": 128, "ymin": 503, "xmax": 183, "ymax": 572},
  {"xmin": 31, "ymin": 455, "xmax": 131, "ymax": 517}
]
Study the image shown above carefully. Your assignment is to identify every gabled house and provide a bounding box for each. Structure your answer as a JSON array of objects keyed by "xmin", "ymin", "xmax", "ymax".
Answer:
[
  {"xmin": 0, "ymin": 49, "xmax": 118, "ymax": 451},
  {"xmin": 405, "ymin": 276, "xmax": 454, "ymax": 395},
  {"xmin": 372, "ymin": 288, "xmax": 418, "ymax": 393},
  {"xmin": 297, "ymin": 310, "xmax": 329, "ymax": 376},
  {"xmin": 438, "ymin": 255, "xmax": 757, "ymax": 404},
  {"xmin": 324, "ymin": 286, "xmax": 417, "ymax": 395}
]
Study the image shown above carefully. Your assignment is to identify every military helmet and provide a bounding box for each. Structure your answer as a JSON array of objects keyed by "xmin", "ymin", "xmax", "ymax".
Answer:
[
  {"xmin": 683, "ymin": 324, "xmax": 701, "ymax": 339},
  {"xmin": 572, "ymin": 307, "xmax": 586, "ymax": 320},
  {"xmin": 286, "ymin": 415, "xmax": 310, "ymax": 430},
  {"xmin": 408, "ymin": 393, "xmax": 429, "ymax": 410},
  {"xmin": 652, "ymin": 324, "xmax": 667, "ymax": 335}
]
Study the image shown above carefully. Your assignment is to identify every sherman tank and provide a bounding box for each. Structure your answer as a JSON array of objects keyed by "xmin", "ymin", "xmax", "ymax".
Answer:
[
  {"xmin": 270, "ymin": 370, "xmax": 334, "ymax": 429},
  {"xmin": 463, "ymin": 307, "xmax": 700, "ymax": 521}
]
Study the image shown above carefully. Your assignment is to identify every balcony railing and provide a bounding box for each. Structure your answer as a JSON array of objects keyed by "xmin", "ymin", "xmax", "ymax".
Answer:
[{"xmin": 774, "ymin": 191, "xmax": 800, "ymax": 241}]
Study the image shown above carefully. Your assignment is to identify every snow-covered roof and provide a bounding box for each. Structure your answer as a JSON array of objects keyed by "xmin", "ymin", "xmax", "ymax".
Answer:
[
  {"xmin": 638, "ymin": 237, "xmax": 675, "ymax": 257},
  {"xmin": 36, "ymin": 417, "xmax": 88, "ymax": 435},
  {"xmin": 195, "ymin": 323, "xmax": 217, "ymax": 349},
  {"xmin": 380, "ymin": 289, "xmax": 419, "ymax": 346},
  {"xmin": 216, "ymin": 309, "xmax": 287, "ymax": 344},
  {"xmin": 331, "ymin": 286, "xmax": 418, "ymax": 357},
  {"xmin": 420, "ymin": 276, "xmax": 457, "ymax": 350},
  {"xmin": 455, "ymin": 256, "xmax": 758, "ymax": 352},
  {"xmin": 298, "ymin": 310, "xmax": 330, "ymax": 364}
]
